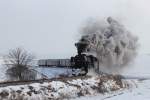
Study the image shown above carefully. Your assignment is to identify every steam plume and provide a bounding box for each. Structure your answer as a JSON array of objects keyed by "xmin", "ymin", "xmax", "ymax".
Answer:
[{"xmin": 79, "ymin": 17, "xmax": 138, "ymax": 74}]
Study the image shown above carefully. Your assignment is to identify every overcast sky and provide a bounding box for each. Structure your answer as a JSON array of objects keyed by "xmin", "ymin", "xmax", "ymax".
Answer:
[{"xmin": 0, "ymin": 0, "xmax": 149, "ymax": 59}]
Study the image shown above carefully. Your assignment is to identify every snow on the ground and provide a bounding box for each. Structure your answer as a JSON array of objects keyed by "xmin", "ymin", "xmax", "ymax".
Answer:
[
  {"xmin": 0, "ymin": 59, "xmax": 8, "ymax": 81},
  {"xmin": 0, "ymin": 76, "xmax": 123, "ymax": 100},
  {"xmin": 0, "ymin": 54, "xmax": 150, "ymax": 99},
  {"xmin": 33, "ymin": 54, "xmax": 150, "ymax": 79},
  {"xmin": 0, "ymin": 60, "xmax": 72, "ymax": 81},
  {"xmin": 0, "ymin": 54, "xmax": 149, "ymax": 81},
  {"xmin": 74, "ymin": 54, "xmax": 150, "ymax": 100},
  {"xmin": 0, "ymin": 65, "xmax": 7, "ymax": 81},
  {"xmin": 73, "ymin": 79, "xmax": 150, "ymax": 100},
  {"xmin": 105, "ymin": 80, "xmax": 150, "ymax": 100},
  {"xmin": 34, "ymin": 67, "xmax": 72, "ymax": 78}
]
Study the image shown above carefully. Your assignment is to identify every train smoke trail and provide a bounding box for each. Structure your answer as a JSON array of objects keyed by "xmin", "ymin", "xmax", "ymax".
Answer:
[{"xmin": 78, "ymin": 17, "xmax": 138, "ymax": 74}]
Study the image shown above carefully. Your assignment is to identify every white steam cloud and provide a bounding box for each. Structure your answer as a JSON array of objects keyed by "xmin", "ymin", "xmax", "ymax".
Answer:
[{"xmin": 79, "ymin": 17, "xmax": 138, "ymax": 74}]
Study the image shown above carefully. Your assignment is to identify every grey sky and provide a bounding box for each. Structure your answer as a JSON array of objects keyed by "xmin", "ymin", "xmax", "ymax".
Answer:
[{"xmin": 0, "ymin": 0, "xmax": 149, "ymax": 59}]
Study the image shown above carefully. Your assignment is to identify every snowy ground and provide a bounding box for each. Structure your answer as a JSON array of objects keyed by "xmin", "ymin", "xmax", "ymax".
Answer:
[
  {"xmin": 0, "ymin": 54, "xmax": 150, "ymax": 99},
  {"xmin": 0, "ymin": 75, "xmax": 123, "ymax": 100},
  {"xmin": 34, "ymin": 67, "xmax": 72, "ymax": 78},
  {"xmin": 73, "ymin": 54, "xmax": 150, "ymax": 100},
  {"xmin": 0, "ymin": 61, "xmax": 72, "ymax": 81},
  {"xmin": 105, "ymin": 80, "xmax": 150, "ymax": 100},
  {"xmin": 73, "ymin": 79, "xmax": 150, "ymax": 100},
  {"xmin": 0, "ymin": 59, "xmax": 8, "ymax": 81}
]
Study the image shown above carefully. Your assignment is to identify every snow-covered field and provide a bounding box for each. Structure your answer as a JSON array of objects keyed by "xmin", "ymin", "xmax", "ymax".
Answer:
[
  {"xmin": 34, "ymin": 67, "xmax": 72, "ymax": 78},
  {"xmin": 0, "ymin": 54, "xmax": 150, "ymax": 100},
  {"xmin": 73, "ymin": 54, "xmax": 150, "ymax": 100},
  {"xmin": 73, "ymin": 79, "xmax": 150, "ymax": 100},
  {"xmin": 0, "ymin": 61, "xmax": 72, "ymax": 81},
  {"xmin": 0, "ymin": 76, "xmax": 124, "ymax": 100},
  {"xmin": 105, "ymin": 80, "xmax": 150, "ymax": 100},
  {"xmin": 0, "ymin": 59, "xmax": 8, "ymax": 81}
]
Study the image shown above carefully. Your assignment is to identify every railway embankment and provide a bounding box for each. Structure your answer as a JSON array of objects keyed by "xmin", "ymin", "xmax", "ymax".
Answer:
[{"xmin": 0, "ymin": 75, "xmax": 128, "ymax": 100}]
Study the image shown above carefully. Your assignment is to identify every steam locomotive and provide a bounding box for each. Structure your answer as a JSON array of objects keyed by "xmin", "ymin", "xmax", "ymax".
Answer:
[
  {"xmin": 38, "ymin": 39, "xmax": 97, "ymax": 76},
  {"xmin": 70, "ymin": 40, "xmax": 97, "ymax": 76}
]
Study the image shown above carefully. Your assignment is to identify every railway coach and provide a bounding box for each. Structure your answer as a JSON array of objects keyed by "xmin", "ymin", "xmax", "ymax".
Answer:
[{"xmin": 38, "ymin": 59, "xmax": 71, "ymax": 67}]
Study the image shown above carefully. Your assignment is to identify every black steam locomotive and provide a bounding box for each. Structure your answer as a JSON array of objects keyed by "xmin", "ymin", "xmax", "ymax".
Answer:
[
  {"xmin": 70, "ymin": 40, "xmax": 97, "ymax": 76},
  {"xmin": 38, "ymin": 39, "xmax": 97, "ymax": 76}
]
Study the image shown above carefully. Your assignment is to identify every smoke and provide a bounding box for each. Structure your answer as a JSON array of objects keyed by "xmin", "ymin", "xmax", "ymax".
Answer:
[{"xmin": 79, "ymin": 17, "xmax": 138, "ymax": 74}]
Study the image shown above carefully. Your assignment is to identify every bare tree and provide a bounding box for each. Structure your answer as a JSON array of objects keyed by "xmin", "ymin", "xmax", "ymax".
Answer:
[
  {"xmin": 3, "ymin": 47, "xmax": 36, "ymax": 81},
  {"xmin": 4, "ymin": 48, "xmax": 34, "ymax": 66}
]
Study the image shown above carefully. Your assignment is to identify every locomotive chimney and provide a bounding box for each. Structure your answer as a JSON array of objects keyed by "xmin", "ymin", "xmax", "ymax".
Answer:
[{"xmin": 75, "ymin": 40, "xmax": 88, "ymax": 55}]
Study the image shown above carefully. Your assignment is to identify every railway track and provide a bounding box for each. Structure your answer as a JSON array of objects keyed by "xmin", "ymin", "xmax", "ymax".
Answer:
[
  {"xmin": 0, "ymin": 74, "xmax": 148, "ymax": 88},
  {"xmin": 0, "ymin": 75, "xmax": 92, "ymax": 87}
]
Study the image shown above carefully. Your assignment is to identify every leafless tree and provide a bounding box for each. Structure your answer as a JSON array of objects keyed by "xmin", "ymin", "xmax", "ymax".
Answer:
[
  {"xmin": 3, "ymin": 47, "xmax": 36, "ymax": 81},
  {"xmin": 4, "ymin": 47, "xmax": 34, "ymax": 67}
]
